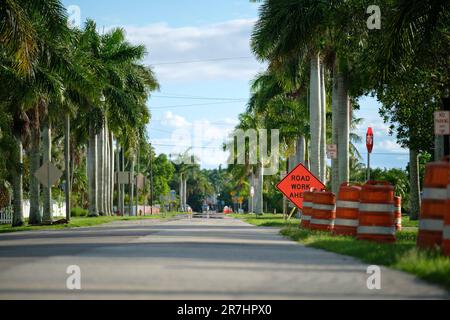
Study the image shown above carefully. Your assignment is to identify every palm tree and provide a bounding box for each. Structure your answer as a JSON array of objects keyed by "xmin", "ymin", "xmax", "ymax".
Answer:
[
  {"xmin": 0, "ymin": 0, "xmax": 67, "ymax": 76},
  {"xmin": 252, "ymin": 0, "xmax": 333, "ymax": 179}
]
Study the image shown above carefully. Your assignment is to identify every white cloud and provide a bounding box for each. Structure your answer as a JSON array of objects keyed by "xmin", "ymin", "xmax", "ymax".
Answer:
[
  {"xmin": 151, "ymin": 112, "xmax": 235, "ymax": 167},
  {"xmin": 161, "ymin": 111, "xmax": 191, "ymax": 128},
  {"xmin": 122, "ymin": 19, "xmax": 265, "ymax": 82}
]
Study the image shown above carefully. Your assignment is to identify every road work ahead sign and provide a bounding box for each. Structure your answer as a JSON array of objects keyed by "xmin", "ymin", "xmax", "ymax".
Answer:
[{"xmin": 276, "ymin": 164, "xmax": 325, "ymax": 209}]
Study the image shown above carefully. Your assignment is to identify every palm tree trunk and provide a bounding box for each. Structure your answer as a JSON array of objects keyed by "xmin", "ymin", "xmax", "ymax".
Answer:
[
  {"xmin": 331, "ymin": 60, "xmax": 340, "ymax": 194},
  {"xmin": 109, "ymin": 132, "xmax": 114, "ymax": 216},
  {"xmin": 135, "ymin": 146, "xmax": 140, "ymax": 215},
  {"xmin": 320, "ymin": 61, "xmax": 327, "ymax": 183},
  {"xmin": 336, "ymin": 70, "xmax": 350, "ymax": 185},
  {"xmin": 129, "ymin": 156, "xmax": 135, "ymax": 216},
  {"xmin": 12, "ymin": 138, "xmax": 24, "ymax": 227},
  {"xmin": 64, "ymin": 114, "xmax": 71, "ymax": 222},
  {"xmin": 120, "ymin": 147, "xmax": 125, "ymax": 215},
  {"xmin": 103, "ymin": 125, "xmax": 109, "ymax": 215},
  {"xmin": 97, "ymin": 128, "xmax": 104, "ymax": 215},
  {"xmin": 183, "ymin": 177, "xmax": 187, "ymax": 212},
  {"xmin": 309, "ymin": 52, "xmax": 322, "ymax": 178},
  {"xmin": 42, "ymin": 124, "xmax": 52, "ymax": 224},
  {"xmin": 88, "ymin": 120, "xmax": 98, "ymax": 217},
  {"xmin": 296, "ymin": 135, "xmax": 306, "ymax": 166},
  {"xmin": 115, "ymin": 141, "xmax": 120, "ymax": 215},
  {"xmin": 409, "ymin": 149, "xmax": 421, "ymax": 220},
  {"xmin": 255, "ymin": 159, "xmax": 264, "ymax": 214},
  {"xmin": 248, "ymin": 173, "xmax": 254, "ymax": 213},
  {"xmin": 29, "ymin": 125, "xmax": 41, "ymax": 225}
]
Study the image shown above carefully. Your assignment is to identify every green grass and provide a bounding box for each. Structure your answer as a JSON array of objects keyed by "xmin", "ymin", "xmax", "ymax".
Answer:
[
  {"xmin": 0, "ymin": 212, "xmax": 181, "ymax": 234},
  {"xmin": 230, "ymin": 213, "xmax": 300, "ymax": 227},
  {"xmin": 401, "ymin": 215, "xmax": 419, "ymax": 228},
  {"xmin": 280, "ymin": 226, "xmax": 450, "ymax": 291}
]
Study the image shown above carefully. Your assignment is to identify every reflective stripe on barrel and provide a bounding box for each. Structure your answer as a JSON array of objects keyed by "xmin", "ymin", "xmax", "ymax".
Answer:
[
  {"xmin": 359, "ymin": 203, "xmax": 393, "ymax": 213},
  {"xmin": 310, "ymin": 219, "xmax": 334, "ymax": 226},
  {"xmin": 419, "ymin": 219, "xmax": 444, "ymax": 231},
  {"xmin": 336, "ymin": 200, "xmax": 360, "ymax": 209},
  {"xmin": 313, "ymin": 204, "xmax": 336, "ymax": 211},
  {"xmin": 422, "ymin": 188, "xmax": 447, "ymax": 200},
  {"xmin": 301, "ymin": 215, "xmax": 311, "ymax": 221},
  {"xmin": 334, "ymin": 218, "xmax": 359, "ymax": 227},
  {"xmin": 357, "ymin": 226, "xmax": 396, "ymax": 235}
]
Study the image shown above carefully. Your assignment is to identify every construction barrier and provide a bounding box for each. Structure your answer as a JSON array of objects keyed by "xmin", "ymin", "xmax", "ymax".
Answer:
[
  {"xmin": 300, "ymin": 190, "xmax": 314, "ymax": 229},
  {"xmin": 443, "ymin": 166, "xmax": 450, "ymax": 256},
  {"xmin": 394, "ymin": 196, "xmax": 402, "ymax": 231},
  {"xmin": 333, "ymin": 183, "xmax": 361, "ymax": 236},
  {"xmin": 310, "ymin": 190, "xmax": 336, "ymax": 232},
  {"xmin": 357, "ymin": 181, "xmax": 396, "ymax": 243},
  {"xmin": 417, "ymin": 161, "xmax": 448, "ymax": 249}
]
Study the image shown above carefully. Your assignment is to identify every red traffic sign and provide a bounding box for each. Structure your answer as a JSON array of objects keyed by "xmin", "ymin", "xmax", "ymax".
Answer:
[
  {"xmin": 366, "ymin": 127, "xmax": 374, "ymax": 154},
  {"xmin": 276, "ymin": 164, "xmax": 325, "ymax": 209}
]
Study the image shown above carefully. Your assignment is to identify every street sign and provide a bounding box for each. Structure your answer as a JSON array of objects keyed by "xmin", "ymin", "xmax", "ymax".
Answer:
[
  {"xmin": 434, "ymin": 111, "xmax": 450, "ymax": 135},
  {"xmin": 366, "ymin": 127, "xmax": 374, "ymax": 154},
  {"xmin": 250, "ymin": 186, "xmax": 255, "ymax": 197},
  {"xmin": 116, "ymin": 171, "xmax": 131, "ymax": 184},
  {"xmin": 276, "ymin": 164, "xmax": 325, "ymax": 209},
  {"xmin": 326, "ymin": 144, "xmax": 337, "ymax": 159},
  {"xmin": 34, "ymin": 162, "xmax": 62, "ymax": 188}
]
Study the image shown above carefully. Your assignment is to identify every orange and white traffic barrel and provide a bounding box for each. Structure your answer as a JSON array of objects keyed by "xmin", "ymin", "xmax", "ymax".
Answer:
[
  {"xmin": 357, "ymin": 181, "xmax": 396, "ymax": 243},
  {"xmin": 333, "ymin": 183, "xmax": 361, "ymax": 236},
  {"xmin": 300, "ymin": 190, "xmax": 314, "ymax": 229},
  {"xmin": 444, "ymin": 170, "xmax": 450, "ymax": 256},
  {"xmin": 394, "ymin": 196, "xmax": 402, "ymax": 231},
  {"xmin": 417, "ymin": 161, "xmax": 449, "ymax": 249},
  {"xmin": 310, "ymin": 190, "xmax": 336, "ymax": 232}
]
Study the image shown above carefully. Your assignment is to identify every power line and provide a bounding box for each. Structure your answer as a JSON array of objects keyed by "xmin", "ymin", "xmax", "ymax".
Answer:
[
  {"xmin": 150, "ymin": 100, "xmax": 246, "ymax": 110},
  {"xmin": 152, "ymin": 95, "xmax": 246, "ymax": 101},
  {"xmin": 151, "ymin": 56, "xmax": 253, "ymax": 66}
]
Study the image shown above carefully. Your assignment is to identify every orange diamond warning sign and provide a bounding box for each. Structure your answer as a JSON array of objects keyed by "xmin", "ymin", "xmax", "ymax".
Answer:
[{"xmin": 276, "ymin": 164, "xmax": 325, "ymax": 209}]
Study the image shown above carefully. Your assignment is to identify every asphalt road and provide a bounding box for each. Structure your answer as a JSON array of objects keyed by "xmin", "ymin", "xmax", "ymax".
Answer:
[{"xmin": 0, "ymin": 215, "xmax": 448, "ymax": 299}]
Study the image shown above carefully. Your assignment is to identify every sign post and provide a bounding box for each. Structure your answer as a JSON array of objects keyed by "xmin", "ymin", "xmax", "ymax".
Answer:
[
  {"xmin": 366, "ymin": 127, "xmax": 374, "ymax": 181},
  {"xmin": 276, "ymin": 164, "xmax": 325, "ymax": 209}
]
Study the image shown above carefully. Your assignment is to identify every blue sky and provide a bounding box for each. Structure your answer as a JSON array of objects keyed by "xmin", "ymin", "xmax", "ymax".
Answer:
[{"xmin": 62, "ymin": 0, "xmax": 409, "ymax": 170}]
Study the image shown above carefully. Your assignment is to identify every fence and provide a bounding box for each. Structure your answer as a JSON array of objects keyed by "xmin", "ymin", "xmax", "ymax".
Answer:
[{"xmin": 0, "ymin": 207, "xmax": 13, "ymax": 224}]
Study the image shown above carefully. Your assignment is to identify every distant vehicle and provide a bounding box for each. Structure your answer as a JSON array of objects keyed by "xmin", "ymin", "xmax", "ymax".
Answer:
[{"xmin": 223, "ymin": 206, "xmax": 233, "ymax": 214}]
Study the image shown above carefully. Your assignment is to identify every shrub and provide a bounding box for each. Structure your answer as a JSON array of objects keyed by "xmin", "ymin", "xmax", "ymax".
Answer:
[{"xmin": 71, "ymin": 207, "xmax": 88, "ymax": 217}]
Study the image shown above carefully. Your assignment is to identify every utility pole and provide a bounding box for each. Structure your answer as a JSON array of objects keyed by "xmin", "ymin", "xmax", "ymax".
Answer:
[{"xmin": 150, "ymin": 143, "xmax": 154, "ymax": 215}]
